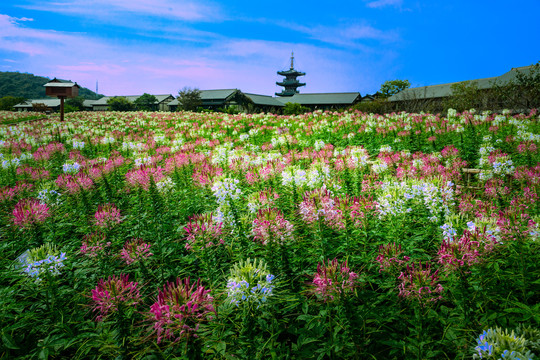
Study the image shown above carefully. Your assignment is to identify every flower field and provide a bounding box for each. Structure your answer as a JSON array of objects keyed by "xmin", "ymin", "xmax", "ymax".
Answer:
[{"xmin": 0, "ymin": 109, "xmax": 539, "ymax": 359}]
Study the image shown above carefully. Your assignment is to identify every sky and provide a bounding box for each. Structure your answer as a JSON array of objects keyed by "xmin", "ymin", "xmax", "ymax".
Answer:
[{"xmin": 1, "ymin": 0, "xmax": 539, "ymax": 97}]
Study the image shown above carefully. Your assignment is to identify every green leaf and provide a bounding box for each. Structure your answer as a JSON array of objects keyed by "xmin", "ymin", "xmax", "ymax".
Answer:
[{"xmin": 2, "ymin": 332, "xmax": 20, "ymax": 349}]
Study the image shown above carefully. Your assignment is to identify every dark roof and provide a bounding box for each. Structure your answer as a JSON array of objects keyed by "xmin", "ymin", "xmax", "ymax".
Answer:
[
  {"xmin": 92, "ymin": 94, "xmax": 173, "ymax": 106},
  {"xmin": 244, "ymin": 93, "xmax": 285, "ymax": 107},
  {"xmin": 15, "ymin": 99, "xmax": 97, "ymax": 108},
  {"xmin": 389, "ymin": 65, "xmax": 535, "ymax": 101},
  {"xmin": 275, "ymin": 92, "xmax": 361, "ymax": 105},
  {"xmin": 199, "ymin": 89, "xmax": 238, "ymax": 100}
]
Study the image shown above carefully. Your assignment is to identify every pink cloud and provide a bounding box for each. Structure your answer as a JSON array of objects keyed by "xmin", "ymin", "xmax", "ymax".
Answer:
[{"xmin": 22, "ymin": 0, "xmax": 223, "ymax": 22}]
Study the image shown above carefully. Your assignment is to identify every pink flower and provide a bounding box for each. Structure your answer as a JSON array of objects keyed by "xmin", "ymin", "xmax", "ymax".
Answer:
[
  {"xmin": 90, "ymin": 274, "xmax": 140, "ymax": 321},
  {"xmin": 311, "ymin": 258, "xmax": 358, "ymax": 302},
  {"xmin": 376, "ymin": 243, "xmax": 411, "ymax": 273},
  {"xmin": 183, "ymin": 213, "xmax": 224, "ymax": 251},
  {"xmin": 94, "ymin": 203, "xmax": 122, "ymax": 229},
  {"xmin": 125, "ymin": 166, "xmax": 166, "ymax": 191},
  {"xmin": 55, "ymin": 173, "xmax": 94, "ymax": 194},
  {"xmin": 120, "ymin": 238, "xmax": 153, "ymax": 265},
  {"xmin": 80, "ymin": 232, "xmax": 111, "ymax": 257},
  {"xmin": 398, "ymin": 261, "xmax": 443, "ymax": 305},
  {"xmin": 437, "ymin": 227, "xmax": 497, "ymax": 270},
  {"xmin": 252, "ymin": 208, "xmax": 294, "ymax": 245},
  {"xmin": 146, "ymin": 277, "xmax": 215, "ymax": 344},
  {"xmin": 12, "ymin": 198, "xmax": 50, "ymax": 229}
]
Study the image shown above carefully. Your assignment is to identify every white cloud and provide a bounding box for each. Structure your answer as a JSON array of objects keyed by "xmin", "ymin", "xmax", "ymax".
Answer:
[{"xmin": 365, "ymin": 0, "xmax": 403, "ymax": 8}]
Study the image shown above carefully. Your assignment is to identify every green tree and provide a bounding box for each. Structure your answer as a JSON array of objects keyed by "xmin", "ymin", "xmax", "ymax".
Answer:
[
  {"xmin": 107, "ymin": 96, "xmax": 134, "ymax": 112},
  {"xmin": 0, "ymin": 96, "xmax": 25, "ymax": 111},
  {"xmin": 65, "ymin": 96, "xmax": 85, "ymax": 111},
  {"xmin": 380, "ymin": 79, "xmax": 411, "ymax": 99},
  {"xmin": 492, "ymin": 61, "xmax": 540, "ymax": 110},
  {"xmin": 283, "ymin": 102, "xmax": 310, "ymax": 115},
  {"xmin": 177, "ymin": 87, "xmax": 202, "ymax": 111},
  {"xmin": 134, "ymin": 93, "xmax": 158, "ymax": 111},
  {"xmin": 445, "ymin": 80, "xmax": 482, "ymax": 112}
]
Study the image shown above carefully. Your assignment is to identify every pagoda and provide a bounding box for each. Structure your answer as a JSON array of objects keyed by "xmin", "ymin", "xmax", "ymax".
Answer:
[{"xmin": 276, "ymin": 52, "xmax": 306, "ymax": 97}]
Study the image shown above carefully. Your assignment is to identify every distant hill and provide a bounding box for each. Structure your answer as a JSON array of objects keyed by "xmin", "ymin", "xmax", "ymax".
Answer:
[{"xmin": 0, "ymin": 72, "xmax": 103, "ymax": 100}]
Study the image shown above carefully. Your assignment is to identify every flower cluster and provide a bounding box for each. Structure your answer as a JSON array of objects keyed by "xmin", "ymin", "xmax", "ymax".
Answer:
[
  {"xmin": 211, "ymin": 177, "xmax": 242, "ymax": 206},
  {"xmin": 17, "ymin": 243, "xmax": 67, "ymax": 282},
  {"xmin": 473, "ymin": 326, "xmax": 537, "ymax": 360},
  {"xmin": 438, "ymin": 226, "xmax": 497, "ymax": 270},
  {"xmin": 311, "ymin": 258, "xmax": 358, "ymax": 301},
  {"xmin": 90, "ymin": 274, "xmax": 140, "ymax": 321},
  {"xmin": 226, "ymin": 258, "xmax": 275, "ymax": 307},
  {"xmin": 80, "ymin": 232, "xmax": 111, "ymax": 258},
  {"xmin": 120, "ymin": 238, "xmax": 153, "ymax": 265},
  {"xmin": 252, "ymin": 208, "xmax": 294, "ymax": 245},
  {"xmin": 375, "ymin": 243, "xmax": 411, "ymax": 273},
  {"xmin": 147, "ymin": 277, "xmax": 215, "ymax": 343},
  {"xmin": 62, "ymin": 161, "xmax": 81, "ymax": 174},
  {"xmin": 94, "ymin": 203, "xmax": 122, "ymax": 229},
  {"xmin": 183, "ymin": 213, "xmax": 224, "ymax": 251},
  {"xmin": 397, "ymin": 261, "xmax": 444, "ymax": 305},
  {"xmin": 12, "ymin": 198, "xmax": 50, "ymax": 229}
]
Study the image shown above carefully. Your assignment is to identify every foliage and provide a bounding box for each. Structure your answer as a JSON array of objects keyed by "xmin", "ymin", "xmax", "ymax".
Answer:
[
  {"xmin": 380, "ymin": 79, "xmax": 411, "ymax": 98},
  {"xmin": 352, "ymin": 98, "xmax": 389, "ymax": 114},
  {"xmin": 177, "ymin": 87, "xmax": 202, "ymax": 111},
  {"xmin": 492, "ymin": 61, "xmax": 540, "ymax": 110},
  {"xmin": 0, "ymin": 96, "xmax": 26, "ymax": 111},
  {"xmin": 445, "ymin": 80, "xmax": 483, "ymax": 112},
  {"xmin": 283, "ymin": 102, "xmax": 310, "ymax": 115},
  {"xmin": 107, "ymin": 96, "xmax": 135, "ymax": 111},
  {"xmin": 65, "ymin": 96, "xmax": 86, "ymax": 111},
  {"xmin": 0, "ymin": 108, "xmax": 538, "ymax": 359},
  {"xmin": 133, "ymin": 93, "xmax": 158, "ymax": 111},
  {"xmin": 0, "ymin": 71, "xmax": 102, "ymax": 99}
]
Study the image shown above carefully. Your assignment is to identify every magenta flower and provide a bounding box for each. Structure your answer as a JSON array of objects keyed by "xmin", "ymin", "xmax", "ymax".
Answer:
[
  {"xmin": 146, "ymin": 277, "xmax": 215, "ymax": 344},
  {"xmin": 311, "ymin": 258, "xmax": 359, "ymax": 302},
  {"xmin": 125, "ymin": 166, "xmax": 166, "ymax": 191},
  {"xmin": 120, "ymin": 238, "xmax": 153, "ymax": 265},
  {"xmin": 376, "ymin": 243, "xmax": 411, "ymax": 273},
  {"xmin": 94, "ymin": 203, "xmax": 122, "ymax": 229},
  {"xmin": 437, "ymin": 227, "xmax": 496, "ymax": 270},
  {"xmin": 252, "ymin": 208, "xmax": 294, "ymax": 245},
  {"xmin": 80, "ymin": 231, "xmax": 111, "ymax": 258},
  {"xmin": 90, "ymin": 274, "xmax": 140, "ymax": 321},
  {"xmin": 55, "ymin": 173, "xmax": 94, "ymax": 194},
  {"xmin": 183, "ymin": 213, "xmax": 224, "ymax": 251},
  {"xmin": 12, "ymin": 198, "xmax": 50, "ymax": 229},
  {"xmin": 398, "ymin": 261, "xmax": 444, "ymax": 305}
]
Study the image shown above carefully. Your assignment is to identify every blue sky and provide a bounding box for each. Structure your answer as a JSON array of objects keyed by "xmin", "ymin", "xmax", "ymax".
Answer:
[{"xmin": 1, "ymin": 0, "xmax": 539, "ymax": 97}]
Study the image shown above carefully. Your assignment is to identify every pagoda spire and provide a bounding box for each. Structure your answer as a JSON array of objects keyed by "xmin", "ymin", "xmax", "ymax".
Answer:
[{"xmin": 276, "ymin": 52, "xmax": 306, "ymax": 97}]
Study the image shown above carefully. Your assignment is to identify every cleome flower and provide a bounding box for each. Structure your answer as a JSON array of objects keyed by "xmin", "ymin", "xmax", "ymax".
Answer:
[
  {"xmin": 226, "ymin": 258, "xmax": 275, "ymax": 307},
  {"xmin": 375, "ymin": 243, "xmax": 411, "ymax": 273},
  {"xmin": 120, "ymin": 238, "xmax": 153, "ymax": 265},
  {"xmin": 183, "ymin": 213, "xmax": 224, "ymax": 251},
  {"xmin": 94, "ymin": 203, "xmax": 123, "ymax": 229},
  {"xmin": 252, "ymin": 208, "xmax": 294, "ymax": 245},
  {"xmin": 398, "ymin": 261, "xmax": 444, "ymax": 305},
  {"xmin": 311, "ymin": 258, "xmax": 359, "ymax": 302},
  {"xmin": 12, "ymin": 198, "xmax": 50, "ymax": 229},
  {"xmin": 80, "ymin": 231, "xmax": 111, "ymax": 258},
  {"xmin": 146, "ymin": 277, "xmax": 215, "ymax": 344},
  {"xmin": 472, "ymin": 326, "xmax": 537, "ymax": 360},
  {"xmin": 16, "ymin": 243, "xmax": 67, "ymax": 282},
  {"xmin": 90, "ymin": 274, "xmax": 141, "ymax": 322}
]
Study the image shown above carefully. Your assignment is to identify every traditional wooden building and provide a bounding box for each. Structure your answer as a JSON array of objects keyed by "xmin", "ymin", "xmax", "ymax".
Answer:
[
  {"xmin": 275, "ymin": 92, "xmax": 361, "ymax": 110},
  {"xmin": 276, "ymin": 52, "xmax": 306, "ymax": 97},
  {"xmin": 167, "ymin": 89, "xmax": 254, "ymax": 111},
  {"xmin": 91, "ymin": 94, "xmax": 174, "ymax": 111}
]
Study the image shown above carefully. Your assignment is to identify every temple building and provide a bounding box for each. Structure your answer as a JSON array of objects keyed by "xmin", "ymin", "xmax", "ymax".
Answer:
[{"xmin": 276, "ymin": 52, "xmax": 306, "ymax": 97}]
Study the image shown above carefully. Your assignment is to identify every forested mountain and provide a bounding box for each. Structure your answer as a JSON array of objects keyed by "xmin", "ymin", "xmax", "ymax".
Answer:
[{"xmin": 0, "ymin": 72, "xmax": 103, "ymax": 100}]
